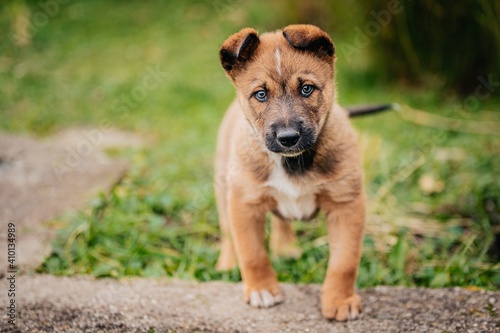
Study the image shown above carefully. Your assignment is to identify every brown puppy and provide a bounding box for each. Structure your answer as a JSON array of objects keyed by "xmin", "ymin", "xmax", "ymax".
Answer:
[{"xmin": 214, "ymin": 25, "xmax": 365, "ymax": 321}]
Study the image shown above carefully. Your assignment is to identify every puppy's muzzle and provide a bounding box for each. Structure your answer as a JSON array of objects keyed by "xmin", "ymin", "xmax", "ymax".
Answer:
[{"xmin": 265, "ymin": 121, "xmax": 315, "ymax": 156}]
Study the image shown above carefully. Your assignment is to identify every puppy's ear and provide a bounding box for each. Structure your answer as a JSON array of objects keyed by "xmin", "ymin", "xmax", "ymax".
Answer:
[
  {"xmin": 283, "ymin": 24, "xmax": 335, "ymax": 63},
  {"xmin": 220, "ymin": 28, "xmax": 260, "ymax": 76}
]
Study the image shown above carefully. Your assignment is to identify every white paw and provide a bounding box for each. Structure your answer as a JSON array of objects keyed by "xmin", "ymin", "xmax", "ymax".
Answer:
[{"xmin": 248, "ymin": 290, "xmax": 284, "ymax": 308}]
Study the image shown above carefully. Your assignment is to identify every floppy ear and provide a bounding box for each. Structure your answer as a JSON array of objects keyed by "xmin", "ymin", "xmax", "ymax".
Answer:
[
  {"xmin": 219, "ymin": 28, "xmax": 260, "ymax": 76},
  {"xmin": 282, "ymin": 24, "xmax": 335, "ymax": 63}
]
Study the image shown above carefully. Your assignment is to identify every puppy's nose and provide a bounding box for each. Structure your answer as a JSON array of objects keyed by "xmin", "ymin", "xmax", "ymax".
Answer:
[{"xmin": 276, "ymin": 128, "xmax": 300, "ymax": 147}]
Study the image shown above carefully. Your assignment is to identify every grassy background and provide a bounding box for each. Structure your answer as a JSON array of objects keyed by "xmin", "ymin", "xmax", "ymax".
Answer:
[{"xmin": 1, "ymin": 0, "xmax": 499, "ymax": 288}]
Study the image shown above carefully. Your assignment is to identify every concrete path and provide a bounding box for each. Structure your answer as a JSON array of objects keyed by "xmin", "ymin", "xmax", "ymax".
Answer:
[
  {"xmin": 0, "ymin": 128, "xmax": 141, "ymax": 272},
  {"xmin": 0, "ymin": 275, "xmax": 498, "ymax": 333}
]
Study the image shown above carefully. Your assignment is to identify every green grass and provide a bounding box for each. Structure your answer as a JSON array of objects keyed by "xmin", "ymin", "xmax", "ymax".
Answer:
[{"xmin": 1, "ymin": 0, "xmax": 499, "ymax": 289}]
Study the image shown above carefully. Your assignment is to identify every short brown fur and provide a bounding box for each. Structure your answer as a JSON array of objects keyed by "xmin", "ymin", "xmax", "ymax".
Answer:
[{"xmin": 215, "ymin": 25, "xmax": 365, "ymax": 321}]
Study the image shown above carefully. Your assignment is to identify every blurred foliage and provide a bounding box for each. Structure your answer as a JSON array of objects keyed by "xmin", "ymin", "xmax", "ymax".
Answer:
[
  {"xmin": 0, "ymin": 0, "xmax": 498, "ymax": 289},
  {"xmin": 366, "ymin": 0, "xmax": 500, "ymax": 95}
]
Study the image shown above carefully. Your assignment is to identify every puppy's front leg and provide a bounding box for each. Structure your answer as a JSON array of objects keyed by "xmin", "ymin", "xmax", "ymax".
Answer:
[
  {"xmin": 228, "ymin": 187, "xmax": 283, "ymax": 308},
  {"xmin": 321, "ymin": 193, "xmax": 365, "ymax": 321}
]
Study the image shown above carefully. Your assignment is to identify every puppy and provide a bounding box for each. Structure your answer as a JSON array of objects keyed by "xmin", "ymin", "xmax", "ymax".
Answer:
[{"xmin": 214, "ymin": 25, "xmax": 365, "ymax": 321}]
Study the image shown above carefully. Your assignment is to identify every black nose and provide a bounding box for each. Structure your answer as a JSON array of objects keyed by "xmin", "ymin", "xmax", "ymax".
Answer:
[{"xmin": 276, "ymin": 128, "xmax": 300, "ymax": 147}]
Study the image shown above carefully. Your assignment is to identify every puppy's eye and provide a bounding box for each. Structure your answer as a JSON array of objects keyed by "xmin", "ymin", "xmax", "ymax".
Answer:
[
  {"xmin": 300, "ymin": 85, "xmax": 315, "ymax": 97},
  {"xmin": 254, "ymin": 90, "xmax": 268, "ymax": 102}
]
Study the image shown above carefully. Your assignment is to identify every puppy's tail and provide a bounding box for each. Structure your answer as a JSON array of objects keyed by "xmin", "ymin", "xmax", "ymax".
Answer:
[{"xmin": 346, "ymin": 103, "xmax": 398, "ymax": 117}]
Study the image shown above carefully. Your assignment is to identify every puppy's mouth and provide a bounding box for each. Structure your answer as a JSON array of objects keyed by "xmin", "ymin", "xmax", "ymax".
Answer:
[
  {"xmin": 264, "ymin": 139, "xmax": 315, "ymax": 157},
  {"xmin": 279, "ymin": 150, "xmax": 306, "ymax": 157}
]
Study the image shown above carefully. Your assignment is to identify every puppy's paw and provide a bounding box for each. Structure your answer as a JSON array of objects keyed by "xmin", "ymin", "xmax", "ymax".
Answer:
[
  {"xmin": 215, "ymin": 245, "xmax": 237, "ymax": 271},
  {"xmin": 244, "ymin": 284, "xmax": 284, "ymax": 308},
  {"xmin": 215, "ymin": 256, "xmax": 237, "ymax": 271},
  {"xmin": 248, "ymin": 290, "xmax": 284, "ymax": 308},
  {"xmin": 321, "ymin": 293, "xmax": 361, "ymax": 321}
]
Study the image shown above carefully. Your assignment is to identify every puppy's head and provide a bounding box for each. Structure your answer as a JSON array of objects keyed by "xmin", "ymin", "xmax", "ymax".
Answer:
[{"xmin": 220, "ymin": 24, "xmax": 335, "ymax": 156}]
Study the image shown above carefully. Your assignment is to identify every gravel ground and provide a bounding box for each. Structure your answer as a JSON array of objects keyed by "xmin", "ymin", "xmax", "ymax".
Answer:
[{"xmin": 0, "ymin": 275, "xmax": 498, "ymax": 333}]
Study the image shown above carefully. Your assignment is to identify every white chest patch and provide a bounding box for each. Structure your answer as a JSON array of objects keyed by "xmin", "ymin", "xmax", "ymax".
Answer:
[{"xmin": 265, "ymin": 155, "xmax": 318, "ymax": 221}]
